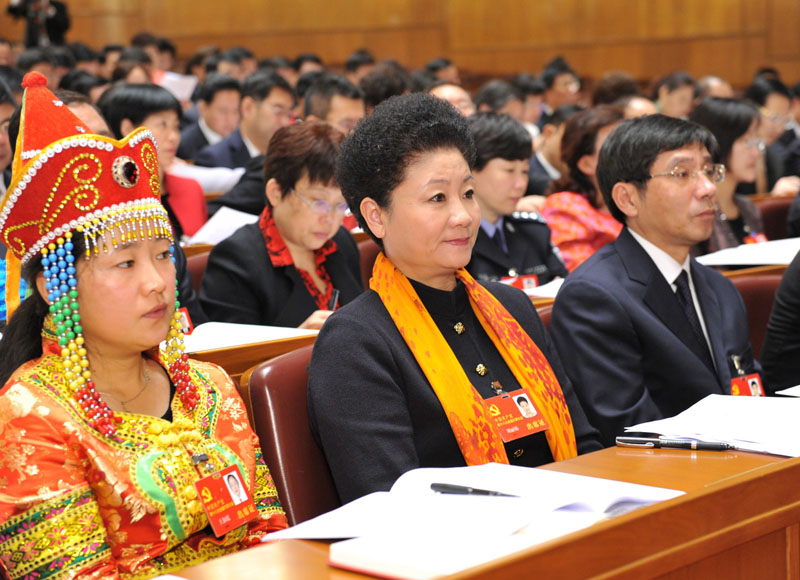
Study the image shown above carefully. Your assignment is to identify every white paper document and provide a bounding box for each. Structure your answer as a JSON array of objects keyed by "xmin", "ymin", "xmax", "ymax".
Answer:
[
  {"xmin": 775, "ymin": 385, "xmax": 800, "ymax": 397},
  {"xmin": 626, "ymin": 394, "xmax": 800, "ymax": 457},
  {"xmin": 184, "ymin": 322, "xmax": 316, "ymax": 353},
  {"xmin": 186, "ymin": 206, "xmax": 258, "ymax": 245},
  {"xmin": 696, "ymin": 237, "xmax": 800, "ymax": 266},
  {"xmin": 266, "ymin": 463, "xmax": 682, "ymax": 542},
  {"xmin": 267, "ymin": 464, "xmax": 682, "ymax": 580},
  {"xmin": 522, "ymin": 277, "xmax": 564, "ymax": 298}
]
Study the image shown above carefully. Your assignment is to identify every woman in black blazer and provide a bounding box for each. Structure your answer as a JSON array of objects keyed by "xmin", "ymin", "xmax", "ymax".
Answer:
[{"xmin": 200, "ymin": 122, "xmax": 362, "ymax": 329}]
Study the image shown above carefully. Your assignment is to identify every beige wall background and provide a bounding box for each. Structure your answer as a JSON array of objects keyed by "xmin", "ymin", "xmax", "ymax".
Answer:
[{"xmin": 2, "ymin": 0, "xmax": 799, "ymax": 86}]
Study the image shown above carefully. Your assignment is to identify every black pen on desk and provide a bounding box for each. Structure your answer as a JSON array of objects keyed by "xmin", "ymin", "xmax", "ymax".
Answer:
[
  {"xmin": 430, "ymin": 483, "xmax": 518, "ymax": 497},
  {"xmin": 615, "ymin": 436, "xmax": 735, "ymax": 451},
  {"xmin": 327, "ymin": 288, "xmax": 340, "ymax": 311}
]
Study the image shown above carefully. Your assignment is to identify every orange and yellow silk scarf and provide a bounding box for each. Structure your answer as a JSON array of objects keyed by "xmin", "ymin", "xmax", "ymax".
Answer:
[{"xmin": 370, "ymin": 252, "xmax": 577, "ymax": 465}]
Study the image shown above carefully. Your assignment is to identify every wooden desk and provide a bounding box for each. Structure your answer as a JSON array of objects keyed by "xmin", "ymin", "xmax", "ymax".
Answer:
[
  {"xmin": 178, "ymin": 447, "xmax": 799, "ymax": 579},
  {"xmin": 189, "ymin": 334, "xmax": 316, "ymax": 383}
]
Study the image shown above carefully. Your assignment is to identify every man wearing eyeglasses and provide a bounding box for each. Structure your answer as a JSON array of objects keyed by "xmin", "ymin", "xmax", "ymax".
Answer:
[
  {"xmin": 550, "ymin": 114, "xmax": 761, "ymax": 446},
  {"xmin": 194, "ymin": 70, "xmax": 295, "ymax": 170}
]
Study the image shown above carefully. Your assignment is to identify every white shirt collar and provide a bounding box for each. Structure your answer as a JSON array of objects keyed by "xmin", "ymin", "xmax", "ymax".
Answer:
[
  {"xmin": 627, "ymin": 227, "xmax": 690, "ymax": 288},
  {"xmin": 535, "ymin": 151, "xmax": 561, "ymax": 180},
  {"xmin": 240, "ymin": 131, "xmax": 262, "ymax": 159},
  {"xmin": 198, "ymin": 117, "xmax": 224, "ymax": 146}
]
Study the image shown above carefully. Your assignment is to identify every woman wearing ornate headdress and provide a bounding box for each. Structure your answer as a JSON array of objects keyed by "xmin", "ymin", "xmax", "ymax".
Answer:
[{"xmin": 0, "ymin": 73, "xmax": 286, "ymax": 580}]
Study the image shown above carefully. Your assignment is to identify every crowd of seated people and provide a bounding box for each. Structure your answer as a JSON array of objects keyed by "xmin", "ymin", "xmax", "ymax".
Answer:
[{"xmin": 4, "ymin": 27, "xmax": 800, "ymax": 577}]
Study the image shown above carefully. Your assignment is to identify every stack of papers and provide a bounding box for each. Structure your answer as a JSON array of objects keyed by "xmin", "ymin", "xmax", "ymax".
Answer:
[
  {"xmin": 626, "ymin": 394, "xmax": 800, "ymax": 457},
  {"xmin": 696, "ymin": 237, "xmax": 800, "ymax": 266},
  {"xmin": 265, "ymin": 463, "xmax": 682, "ymax": 579},
  {"xmin": 184, "ymin": 322, "xmax": 317, "ymax": 353}
]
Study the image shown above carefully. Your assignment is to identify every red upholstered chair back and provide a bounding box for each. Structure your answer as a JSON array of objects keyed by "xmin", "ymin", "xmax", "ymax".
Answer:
[
  {"xmin": 730, "ymin": 274, "xmax": 783, "ymax": 360},
  {"xmin": 186, "ymin": 251, "xmax": 210, "ymax": 294},
  {"xmin": 357, "ymin": 238, "xmax": 380, "ymax": 290},
  {"xmin": 239, "ymin": 345, "xmax": 340, "ymax": 526},
  {"xmin": 536, "ymin": 302, "xmax": 554, "ymax": 330},
  {"xmin": 754, "ymin": 196, "xmax": 793, "ymax": 240}
]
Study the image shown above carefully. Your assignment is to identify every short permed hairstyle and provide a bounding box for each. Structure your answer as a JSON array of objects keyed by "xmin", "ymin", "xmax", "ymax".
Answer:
[
  {"xmin": 336, "ymin": 93, "xmax": 475, "ymax": 247},
  {"xmin": 596, "ymin": 114, "xmax": 718, "ymax": 224},
  {"xmin": 468, "ymin": 113, "xmax": 531, "ymax": 171},
  {"xmin": 263, "ymin": 121, "xmax": 344, "ymax": 205},
  {"xmin": 689, "ymin": 97, "xmax": 759, "ymax": 165}
]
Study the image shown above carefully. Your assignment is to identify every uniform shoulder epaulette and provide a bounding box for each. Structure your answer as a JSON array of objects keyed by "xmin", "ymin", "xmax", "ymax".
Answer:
[{"xmin": 510, "ymin": 211, "xmax": 547, "ymax": 224}]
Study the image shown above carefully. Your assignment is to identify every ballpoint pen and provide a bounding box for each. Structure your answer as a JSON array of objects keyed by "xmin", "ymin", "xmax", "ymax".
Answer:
[
  {"xmin": 430, "ymin": 483, "xmax": 519, "ymax": 497},
  {"xmin": 615, "ymin": 437, "xmax": 736, "ymax": 451}
]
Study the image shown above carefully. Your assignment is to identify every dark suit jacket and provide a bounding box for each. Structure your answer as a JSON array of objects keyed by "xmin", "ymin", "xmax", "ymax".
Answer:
[
  {"xmin": 526, "ymin": 153, "xmax": 555, "ymax": 197},
  {"xmin": 177, "ymin": 123, "xmax": 209, "ymax": 162},
  {"xmin": 761, "ymin": 250, "xmax": 800, "ymax": 392},
  {"xmin": 199, "ymin": 223, "xmax": 363, "ymax": 327},
  {"xmin": 467, "ymin": 212, "xmax": 567, "ymax": 284},
  {"xmin": 193, "ymin": 128, "xmax": 252, "ymax": 169},
  {"xmin": 308, "ymin": 281, "xmax": 602, "ymax": 503},
  {"xmin": 207, "ymin": 154, "xmax": 266, "ymax": 218},
  {"xmin": 8, "ymin": 0, "xmax": 69, "ymax": 47},
  {"xmin": 550, "ymin": 228, "xmax": 759, "ymax": 446}
]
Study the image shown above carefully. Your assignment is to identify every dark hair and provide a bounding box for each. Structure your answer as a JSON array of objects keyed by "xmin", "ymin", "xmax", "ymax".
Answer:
[
  {"xmin": 296, "ymin": 70, "xmax": 326, "ymax": 100},
  {"xmin": 425, "ymin": 58, "xmax": 454, "ymax": 74},
  {"xmin": 754, "ymin": 66, "xmax": 781, "ymax": 81},
  {"xmin": 303, "ymin": 74, "xmax": 363, "ymax": 119},
  {"xmin": 67, "ymin": 42, "xmax": 98, "ymax": 64},
  {"xmin": 241, "ymin": 70, "xmax": 295, "ymax": 104},
  {"xmin": 744, "ymin": 76, "xmax": 792, "ymax": 106},
  {"xmin": 345, "ymin": 49, "xmax": 375, "ymax": 73},
  {"xmin": 0, "ymin": 65, "xmax": 24, "ymax": 95},
  {"xmin": 652, "ymin": 71, "xmax": 695, "ymax": 99},
  {"xmin": 100, "ymin": 83, "xmax": 181, "ymax": 139},
  {"xmin": 359, "ymin": 61, "xmax": 410, "ymax": 110},
  {"xmin": 516, "ymin": 396, "xmax": 529, "ymax": 405},
  {"xmin": 409, "ymin": 69, "xmax": 437, "ymax": 93},
  {"xmin": 557, "ymin": 105, "xmax": 624, "ymax": 200},
  {"xmin": 512, "ymin": 73, "xmax": 545, "ymax": 96},
  {"xmin": 0, "ymin": 233, "xmax": 87, "ymax": 385},
  {"xmin": 264, "ymin": 121, "xmax": 344, "ymax": 203},
  {"xmin": 0, "ymin": 76, "xmax": 15, "ymax": 107},
  {"xmin": 197, "ymin": 73, "xmax": 241, "ymax": 104},
  {"xmin": 689, "ymin": 97, "xmax": 759, "ymax": 164},
  {"xmin": 48, "ymin": 47, "xmax": 76, "ymax": 70},
  {"xmin": 58, "ymin": 70, "xmax": 107, "ymax": 96},
  {"xmin": 336, "ymin": 93, "xmax": 475, "ymax": 248},
  {"xmin": 474, "ymin": 80, "xmax": 523, "ymax": 112},
  {"xmin": 53, "ymin": 88, "xmax": 90, "ymax": 105},
  {"xmin": 118, "ymin": 46, "xmax": 152, "ymax": 66},
  {"xmin": 293, "ymin": 53, "xmax": 323, "ymax": 72},
  {"xmin": 597, "ymin": 114, "xmax": 718, "ymax": 223},
  {"xmin": 258, "ymin": 56, "xmax": 293, "ymax": 71},
  {"xmin": 110, "ymin": 61, "xmax": 150, "ymax": 84},
  {"xmin": 130, "ymin": 31, "xmax": 158, "ymax": 48},
  {"xmin": 541, "ymin": 56, "xmax": 577, "ymax": 89},
  {"xmin": 157, "ymin": 37, "xmax": 176, "ymax": 58},
  {"xmin": 100, "ymin": 44, "xmax": 124, "ymax": 63},
  {"xmin": 468, "ymin": 112, "xmax": 531, "ymax": 171},
  {"xmin": 16, "ymin": 48, "xmax": 55, "ymax": 72},
  {"xmin": 592, "ymin": 71, "xmax": 640, "ymax": 105},
  {"xmin": 546, "ymin": 104, "xmax": 583, "ymax": 128}
]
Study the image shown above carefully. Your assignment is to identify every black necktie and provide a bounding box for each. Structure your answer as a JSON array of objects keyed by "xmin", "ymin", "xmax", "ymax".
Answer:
[
  {"xmin": 492, "ymin": 228, "xmax": 507, "ymax": 254},
  {"xmin": 674, "ymin": 270, "xmax": 715, "ymax": 372}
]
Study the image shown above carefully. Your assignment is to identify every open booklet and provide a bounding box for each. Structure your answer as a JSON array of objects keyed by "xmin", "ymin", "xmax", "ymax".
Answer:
[
  {"xmin": 265, "ymin": 463, "xmax": 682, "ymax": 579},
  {"xmin": 183, "ymin": 321, "xmax": 317, "ymax": 353},
  {"xmin": 626, "ymin": 394, "xmax": 800, "ymax": 457}
]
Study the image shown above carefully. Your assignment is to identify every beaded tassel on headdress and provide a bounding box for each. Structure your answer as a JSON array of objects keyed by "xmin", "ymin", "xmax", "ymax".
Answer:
[{"xmin": 1, "ymin": 71, "xmax": 199, "ymax": 438}]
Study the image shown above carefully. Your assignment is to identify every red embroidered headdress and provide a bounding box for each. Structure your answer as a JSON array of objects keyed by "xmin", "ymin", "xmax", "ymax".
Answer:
[{"xmin": 0, "ymin": 72, "xmax": 195, "ymax": 438}]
